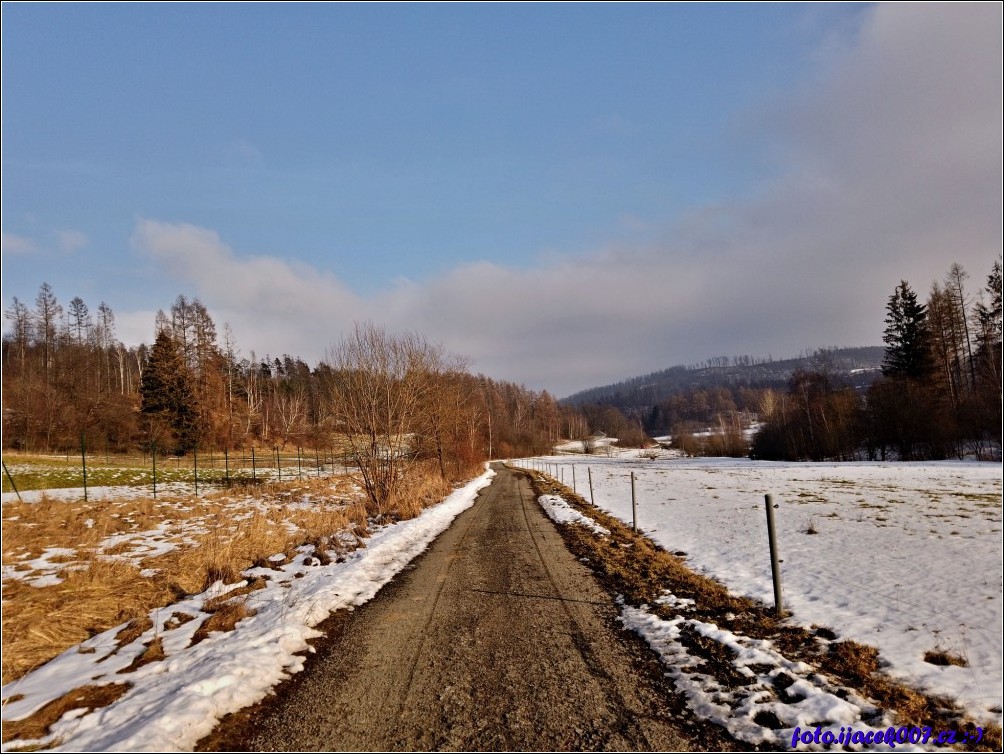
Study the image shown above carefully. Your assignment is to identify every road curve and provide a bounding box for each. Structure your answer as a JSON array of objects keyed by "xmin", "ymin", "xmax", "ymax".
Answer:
[{"xmin": 213, "ymin": 464, "xmax": 693, "ymax": 751}]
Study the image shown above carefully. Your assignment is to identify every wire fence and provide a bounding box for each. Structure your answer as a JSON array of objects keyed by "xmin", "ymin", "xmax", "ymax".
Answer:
[{"xmin": 1, "ymin": 439, "xmax": 355, "ymax": 500}]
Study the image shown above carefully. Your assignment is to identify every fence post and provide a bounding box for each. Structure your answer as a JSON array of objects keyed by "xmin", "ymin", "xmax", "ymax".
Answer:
[
  {"xmin": 630, "ymin": 471, "xmax": 637, "ymax": 532},
  {"xmin": 572, "ymin": 465, "xmax": 576, "ymax": 494},
  {"xmin": 588, "ymin": 467, "xmax": 594, "ymax": 506},
  {"xmin": 81, "ymin": 432, "xmax": 88, "ymax": 503},
  {"xmin": 224, "ymin": 448, "xmax": 230, "ymax": 484},
  {"xmin": 276, "ymin": 446, "xmax": 282, "ymax": 482},
  {"xmin": 152, "ymin": 441, "xmax": 157, "ymax": 499},
  {"xmin": 251, "ymin": 446, "xmax": 257, "ymax": 483},
  {"xmin": 193, "ymin": 445, "xmax": 199, "ymax": 496},
  {"xmin": 315, "ymin": 447, "xmax": 321, "ymax": 477},
  {"xmin": 764, "ymin": 494, "xmax": 785, "ymax": 618},
  {"xmin": 2, "ymin": 461, "xmax": 21, "ymax": 502},
  {"xmin": 297, "ymin": 447, "xmax": 302, "ymax": 480}
]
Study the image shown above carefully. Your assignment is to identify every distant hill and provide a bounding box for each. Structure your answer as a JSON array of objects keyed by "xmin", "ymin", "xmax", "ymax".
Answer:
[{"xmin": 562, "ymin": 346, "xmax": 885, "ymax": 414}]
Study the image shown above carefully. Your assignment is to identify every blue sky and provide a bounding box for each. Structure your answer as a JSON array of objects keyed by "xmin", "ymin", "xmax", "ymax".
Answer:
[{"xmin": 2, "ymin": 3, "xmax": 1000, "ymax": 396}]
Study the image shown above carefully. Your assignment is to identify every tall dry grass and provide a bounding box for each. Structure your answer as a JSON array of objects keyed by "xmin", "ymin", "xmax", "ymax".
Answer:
[
  {"xmin": 1, "ymin": 476, "xmax": 368, "ymax": 684},
  {"xmin": 2, "ymin": 462, "xmax": 473, "ymax": 686}
]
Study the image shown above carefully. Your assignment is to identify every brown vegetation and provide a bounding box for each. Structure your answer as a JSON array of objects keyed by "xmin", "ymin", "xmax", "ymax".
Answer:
[
  {"xmin": 1, "ymin": 683, "xmax": 132, "ymax": 744},
  {"xmin": 0, "ymin": 476, "xmax": 368, "ymax": 683},
  {"xmin": 3, "ymin": 288, "xmax": 588, "ymax": 462}
]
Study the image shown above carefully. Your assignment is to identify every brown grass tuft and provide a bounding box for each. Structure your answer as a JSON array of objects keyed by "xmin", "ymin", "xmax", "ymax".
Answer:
[
  {"xmin": 924, "ymin": 648, "xmax": 969, "ymax": 667},
  {"xmin": 114, "ymin": 616, "xmax": 154, "ymax": 648},
  {"xmin": 117, "ymin": 637, "xmax": 166, "ymax": 674},
  {"xmin": 163, "ymin": 612, "xmax": 196, "ymax": 630},
  {"xmin": 188, "ymin": 601, "xmax": 255, "ymax": 647},
  {"xmin": 828, "ymin": 640, "xmax": 880, "ymax": 683},
  {"xmin": 1, "ymin": 683, "xmax": 131, "ymax": 744}
]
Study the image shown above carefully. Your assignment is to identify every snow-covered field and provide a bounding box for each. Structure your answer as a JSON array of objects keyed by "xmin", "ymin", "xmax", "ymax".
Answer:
[
  {"xmin": 1, "ymin": 468, "xmax": 495, "ymax": 751},
  {"xmin": 516, "ymin": 451, "xmax": 1002, "ymax": 724}
]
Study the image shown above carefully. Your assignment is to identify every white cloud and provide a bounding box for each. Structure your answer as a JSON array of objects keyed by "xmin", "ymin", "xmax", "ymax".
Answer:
[
  {"xmin": 131, "ymin": 219, "xmax": 363, "ymax": 360},
  {"xmin": 129, "ymin": 4, "xmax": 1001, "ymax": 396},
  {"xmin": 1, "ymin": 232, "xmax": 38, "ymax": 256},
  {"xmin": 55, "ymin": 229, "xmax": 88, "ymax": 253}
]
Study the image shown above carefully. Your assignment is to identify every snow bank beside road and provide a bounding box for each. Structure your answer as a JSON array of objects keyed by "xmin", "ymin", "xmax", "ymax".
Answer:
[{"xmin": 518, "ymin": 454, "xmax": 1002, "ymax": 724}]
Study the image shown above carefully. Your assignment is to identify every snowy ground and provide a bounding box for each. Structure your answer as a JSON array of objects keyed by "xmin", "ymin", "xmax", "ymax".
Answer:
[
  {"xmin": 514, "ymin": 451, "xmax": 1002, "ymax": 727},
  {"xmin": 0, "ymin": 468, "xmax": 495, "ymax": 751}
]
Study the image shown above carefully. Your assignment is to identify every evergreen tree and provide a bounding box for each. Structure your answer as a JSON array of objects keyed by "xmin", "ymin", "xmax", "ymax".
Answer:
[
  {"xmin": 973, "ymin": 260, "xmax": 1002, "ymax": 368},
  {"xmin": 882, "ymin": 280, "xmax": 930, "ymax": 380},
  {"xmin": 140, "ymin": 330, "xmax": 198, "ymax": 452}
]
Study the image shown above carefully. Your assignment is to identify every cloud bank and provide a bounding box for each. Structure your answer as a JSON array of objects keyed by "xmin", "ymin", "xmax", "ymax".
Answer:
[{"xmin": 129, "ymin": 4, "xmax": 1001, "ymax": 397}]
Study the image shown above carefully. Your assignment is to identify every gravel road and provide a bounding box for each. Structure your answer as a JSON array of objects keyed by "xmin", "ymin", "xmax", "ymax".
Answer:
[{"xmin": 215, "ymin": 464, "xmax": 694, "ymax": 751}]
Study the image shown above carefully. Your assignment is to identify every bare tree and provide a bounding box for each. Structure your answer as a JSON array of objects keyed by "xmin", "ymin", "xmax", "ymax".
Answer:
[
  {"xmin": 323, "ymin": 323, "xmax": 445, "ymax": 514},
  {"xmin": 34, "ymin": 283, "xmax": 62, "ymax": 387}
]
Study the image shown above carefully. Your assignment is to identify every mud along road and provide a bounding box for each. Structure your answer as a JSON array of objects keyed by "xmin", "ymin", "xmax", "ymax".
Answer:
[{"xmin": 203, "ymin": 464, "xmax": 702, "ymax": 751}]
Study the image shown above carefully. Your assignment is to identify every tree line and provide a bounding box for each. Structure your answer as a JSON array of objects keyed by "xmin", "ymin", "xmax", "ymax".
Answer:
[
  {"xmin": 2, "ymin": 287, "xmax": 587, "ymax": 481},
  {"xmin": 752, "ymin": 261, "xmax": 1001, "ymax": 461}
]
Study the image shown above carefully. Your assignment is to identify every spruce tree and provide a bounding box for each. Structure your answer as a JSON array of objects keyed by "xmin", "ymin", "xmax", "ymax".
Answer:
[
  {"xmin": 141, "ymin": 330, "xmax": 198, "ymax": 452},
  {"xmin": 882, "ymin": 280, "xmax": 930, "ymax": 380}
]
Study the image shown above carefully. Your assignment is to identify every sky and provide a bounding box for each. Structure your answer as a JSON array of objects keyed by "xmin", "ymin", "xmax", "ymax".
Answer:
[{"xmin": 2, "ymin": 2, "xmax": 1001, "ymax": 397}]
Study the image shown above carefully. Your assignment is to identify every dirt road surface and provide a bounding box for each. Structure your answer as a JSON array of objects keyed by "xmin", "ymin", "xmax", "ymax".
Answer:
[{"xmin": 210, "ymin": 464, "xmax": 695, "ymax": 751}]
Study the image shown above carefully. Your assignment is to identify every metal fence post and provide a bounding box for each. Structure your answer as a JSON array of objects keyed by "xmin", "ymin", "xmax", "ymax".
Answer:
[
  {"xmin": 631, "ymin": 471, "xmax": 637, "ymax": 531},
  {"xmin": 2, "ymin": 461, "xmax": 21, "ymax": 502},
  {"xmin": 81, "ymin": 432, "xmax": 88, "ymax": 503},
  {"xmin": 764, "ymin": 494, "xmax": 785, "ymax": 618},
  {"xmin": 588, "ymin": 467, "xmax": 594, "ymax": 506}
]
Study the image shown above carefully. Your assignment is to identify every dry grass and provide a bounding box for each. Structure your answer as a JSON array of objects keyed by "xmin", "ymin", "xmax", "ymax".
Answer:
[
  {"xmin": 525, "ymin": 468, "xmax": 1001, "ymax": 752},
  {"xmin": 924, "ymin": 647, "xmax": 970, "ymax": 668},
  {"xmin": 189, "ymin": 601, "xmax": 256, "ymax": 647},
  {"xmin": 117, "ymin": 637, "xmax": 166, "ymax": 674},
  {"xmin": 1, "ymin": 473, "xmax": 369, "ymax": 684},
  {"xmin": 1, "ymin": 460, "xmax": 466, "ymax": 687},
  {"xmin": 2, "ymin": 561, "xmax": 175, "ymax": 681},
  {"xmin": 387, "ymin": 461, "xmax": 454, "ymax": 521},
  {"xmin": 0, "ymin": 683, "xmax": 131, "ymax": 744}
]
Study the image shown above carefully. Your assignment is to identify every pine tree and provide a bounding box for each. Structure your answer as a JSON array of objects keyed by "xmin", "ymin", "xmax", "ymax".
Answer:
[
  {"xmin": 882, "ymin": 280, "xmax": 930, "ymax": 380},
  {"xmin": 973, "ymin": 260, "xmax": 1002, "ymax": 368},
  {"xmin": 141, "ymin": 330, "xmax": 198, "ymax": 452}
]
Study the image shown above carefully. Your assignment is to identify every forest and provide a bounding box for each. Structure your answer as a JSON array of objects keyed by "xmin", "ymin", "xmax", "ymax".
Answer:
[
  {"xmin": 2, "ymin": 288, "xmax": 585, "ymax": 503},
  {"xmin": 568, "ymin": 261, "xmax": 1001, "ymax": 462},
  {"xmin": 752, "ymin": 262, "xmax": 1001, "ymax": 461},
  {"xmin": 3, "ymin": 259, "xmax": 1000, "ymax": 471}
]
